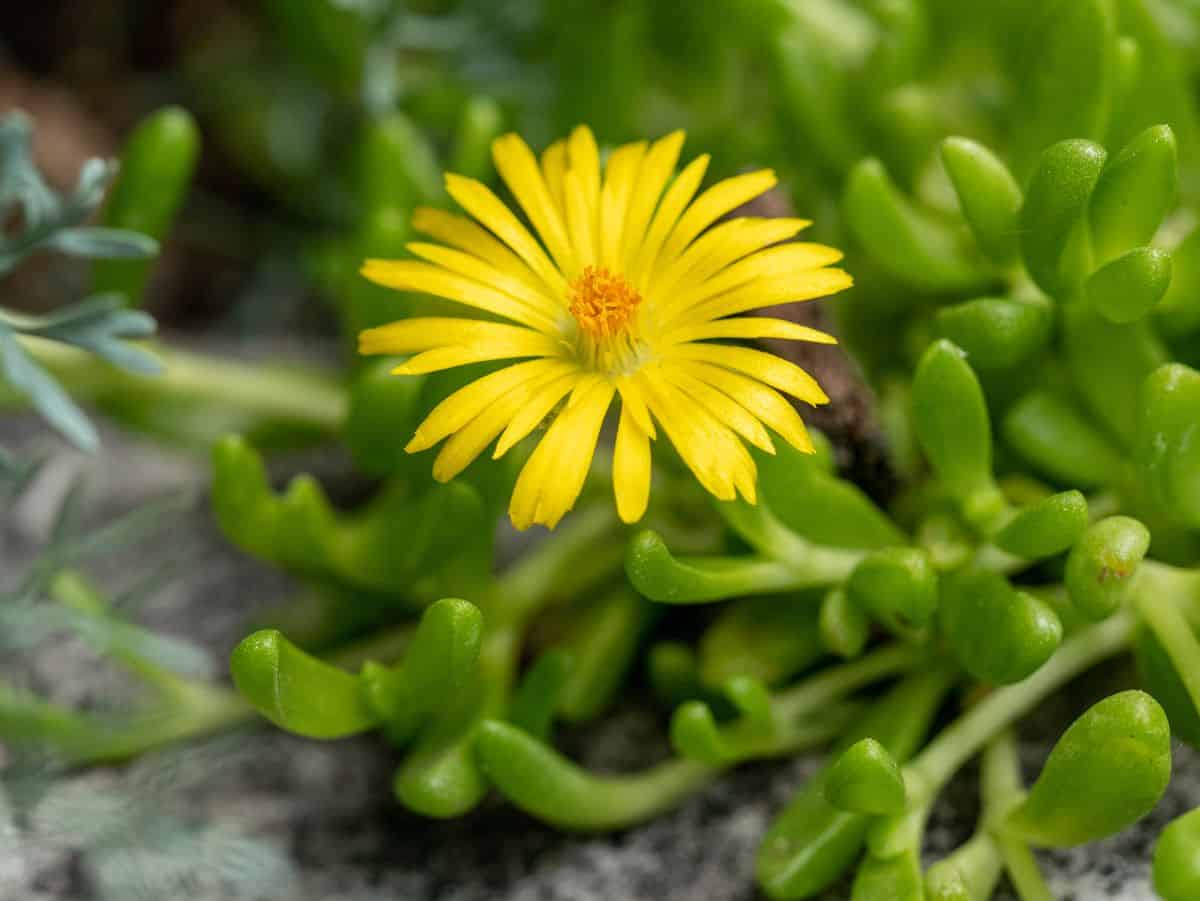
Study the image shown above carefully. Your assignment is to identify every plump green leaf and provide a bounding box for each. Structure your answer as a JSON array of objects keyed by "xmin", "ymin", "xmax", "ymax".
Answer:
[
  {"xmin": 1009, "ymin": 0, "xmax": 1116, "ymax": 178},
  {"xmin": 1086, "ymin": 246, "xmax": 1172, "ymax": 324},
  {"xmin": 230, "ymin": 629, "xmax": 378, "ymax": 739},
  {"xmin": 1020, "ymin": 139, "xmax": 1107, "ymax": 297},
  {"xmin": 1090, "ymin": 124, "xmax": 1177, "ymax": 264},
  {"xmin": 995, "ymin": 490, "xmax": 1089, "ymax": 559},
  {"xmin": 1136, "ymin": 364, "xmax": 1200, "ymax": 528},
  {"xmin": 1154, "ymin": 807, "xmax": 1200, "ymax": 901},
  {"xmin": 1003, "ymin": 391, "xmax": 1126, "ymax": 488},
  {"xmin": 1005, "ymin": 690, "xmax": 1170, "ymax": 846},
  {"xmin": 1158, "ymin": 226, "xmax": 1200, "ymax": 337},
  {"xmin": 820, "ymin": 587, "xmax": 869, "ymax": 659},
  {"xmin": 843, "ymin": 158, "xmax": 989, "ymax": 292},
  {"xmin": 940, "ymin": 568, "xmax": 1062, "ymax": 684},
  {"xmin": 940, "ymin": 137, "xmax": 1023, "ymax": 263},
  {"xmin": 851, "ymin": 848, "xmax": 923, "ymax": 901},
  {"xmin": 912, "ymin": 340, "xmax": 1004, "ymax": 528},
  {"xmin": 934, "ymin": 295, "xmax": 1052, "ymax": 370},
  {"xmin": 846, "ymin": 547, "xmax": 938, "ymax": 629},
  {"xmin": 824, "ymin": 738, "xmax": 906, "ymax": 815}
]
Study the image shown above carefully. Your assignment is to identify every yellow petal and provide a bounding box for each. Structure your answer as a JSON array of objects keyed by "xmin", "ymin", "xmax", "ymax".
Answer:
[
  {"xmin": 391, "ymin": 334, "xmax": 562, "ymax": 376},
  {"xmin": 658, "ymin": 169, "xmax": 777, "ymax": 266},
  {"xmin": 444, "ymin": 173, "xmax": 567, "ymax": 295},
  {"xmin": 493, "ymin": 370, "xmax": 579, "ymax": 458},
  {"xmin": 620, "ymin": 130, "xmax": 686, "ymax": 272},
  {"xmin": 360, "ymin": 317, "xmax": 551, "ymax": 355},
  {"xmin": 660, "ymin": 364, "xmax": 775, "ymax": 454},
  {"xmin": 361, "ymin": 259, "xmax": 557, "ymax": 331},
  {"xmin": 566, "ymin": 125, "xmax": 602, "ymax": 215},
  {"xmin": 407, "ymin": 358, "xmax": 572, "ymax": 453},
  {"xmin": 616, "ymin": 377, "xmax": 656, "ymax": 438},
  {"xmin": 679, "ymin": 360, "xmax": 815, "ymax": 453},
  {"xmin": 541, "ymin": 139, "xmax": 568, "ymax": 217},
  {"xmin": 672, "ymin": 343, "xmax": 829, "ymax": 406},
  {"xmin": 509, "ymin": 380, "xmax": 615, "ymax": 529},
  {"xmin": 599, "ymin": 140, "xmax": 648, "ymax": 270},
  {"xmin": 629, "ymin": 153, "xmax": 710, "ymax": 289},
  {"xmin": 613, "ymin": 403, "xmax": 652, "ymax": 523},
  {"xmin": 432, "ymin": 366, "xmax": 568, "ymax": 481},
  {"xmin": 649, "ymin": 218, "xmax": 811, "ymax": 308},
  {"xmin": 405, "ymin": 243, "xmax": 561, "ymax": 325},
  {"xmin": 564, "ymin": 170, "xmax": 597, "ymax": 268},
  {"xmin": 664, "ymin": 317, "xmax": 837, "ymax": 345},
  {"xmin": 410, "ymin": 207, "xmax": 547, "ymax": 296},
  {"xmin": 665, "ymin": 242, "xmax": 846, "ymax": 319},
  {"xmin": 684, "ymin": 267, "xmax": 854, "ymax": 325},
  {"xmin": 492, "ymin": 133, "xmax": 576, "ymax": 274},
  {"xmin": 639, "ymin": 370, "xmax": 756, "ymax": 502}
]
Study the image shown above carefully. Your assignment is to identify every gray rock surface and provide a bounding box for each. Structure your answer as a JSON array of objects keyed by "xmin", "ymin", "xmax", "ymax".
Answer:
[{"xmin": 1, "ymin": 416, "xmax": 1197, "ymax": 901}]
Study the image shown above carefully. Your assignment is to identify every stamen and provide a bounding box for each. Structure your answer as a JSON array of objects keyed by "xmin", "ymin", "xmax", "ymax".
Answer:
[{"xmin": 569, "ymin": 266, "xmax": 643, "ymax": 339}]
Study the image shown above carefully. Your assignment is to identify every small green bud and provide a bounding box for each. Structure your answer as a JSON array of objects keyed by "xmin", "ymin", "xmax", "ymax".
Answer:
[
  {"xmin": 1005, "ymin": 691, "xmax": 1171, "ymax": 847},
  {"xmin": 824, "ymin": 738, "xmax": 907, "ymax": 815},
  {"xmin": 1090, "ymin": 124, "xmax": 1177, "ymax": 263},
  {"xmin": 1065, "ymin": 516, "xmax": 1151, "ymax": 620},
  {"xmin": 940, "ymin": 137, "xmax": 1022, "ymax": 263},
  {"xmin": 995, "ymin": 490, "xmax": 1089, "ymax": 559},
  {"xmin": 934, "ymin": 296, "xmax": 1052, "ymax": 370},
  {"xmin": 1154, "ymin": 807, "xmax": 1200, "ymax": 901},
  {"xmin": 846, "ymin": 547, "xmax": 938, "ymax": 629},
  {"xmin": 1137, "ymin": 364, "xmax": 1200, "ymax": 528},
  {"xmin": 1020, "ymin": 139, "xmax": 1107, "ymax": 297},
  {"xmin": 940, "ymin": 568, "xmax": 1062, "ymax": 684},
  {"xmin": 1086, "ymin": 246, "xmax": 1172, "ymax": 324},
  {"xmin": 820, "ymin": 587, "xmax": 869, "ymax": 659}
]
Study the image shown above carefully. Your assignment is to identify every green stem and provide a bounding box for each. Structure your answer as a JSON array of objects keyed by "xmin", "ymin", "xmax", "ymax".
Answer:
[
  {"xmin": 774, "ymin": 643, "xmax": 926, "ymax": 721},
  {"xmin": 14, "ymin": 336, "xmax": 346, "ymax": 437},
  {"xmin": 1134, "ymin": 566, "xmax": 1200, "ymax": 715},
  {"xmin": 493, "ymin": 504, "xmax": 621, "ymax": 626},
  {"xmin": 982, "ymin": 732, "xmax": 1054, "ymax": 901},
  {"xmin": 907, "ymin": 611, "xmax": 1134, "ymax": 797}
]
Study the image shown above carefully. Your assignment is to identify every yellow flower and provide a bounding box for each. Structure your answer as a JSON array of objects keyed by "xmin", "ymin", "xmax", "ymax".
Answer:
[{"xmin": 359, "ymin": 126, "xmax": 852, "ymax": 530}]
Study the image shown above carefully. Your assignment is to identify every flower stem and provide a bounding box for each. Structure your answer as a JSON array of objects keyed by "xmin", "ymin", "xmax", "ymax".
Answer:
[{"xmin": 13, "ymin": 336, "xmax": 346, "ymax": 442}]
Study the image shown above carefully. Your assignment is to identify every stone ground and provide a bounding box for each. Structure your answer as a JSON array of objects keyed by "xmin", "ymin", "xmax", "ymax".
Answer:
[{"xmin": 0, "ymin": 416, "xmax": 1197, "ymax": 901}]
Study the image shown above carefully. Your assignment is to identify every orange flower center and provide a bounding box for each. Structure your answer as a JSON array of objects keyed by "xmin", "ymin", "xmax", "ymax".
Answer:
[{"xmin": 568, "ymin": 266, "xmax": 643, "ymax": 339}]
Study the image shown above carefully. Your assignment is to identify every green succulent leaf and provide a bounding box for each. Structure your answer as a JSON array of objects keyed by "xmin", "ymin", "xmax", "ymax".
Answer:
[
  {"xmin": 940, "ymin": 137, "xmax": 1023, "ymax": 264},
  {"xmin": 1135, "ymin": 627, "xmax": 1200, "ymax": 749},
  {"xmin": 824, "ymin": 738, "xmax": 906, "ymax": 815},
  {"xmin": 1010, "ymin": 0, "xmax": 1116, "ymax": 178},
  {"xmin": 1086, "ymin": 246, "xmax": 1172, "ymax": 324},
  {"xmin": 230, "ymin": 629, "xmax": 378, "ymax": 739},
  {"xmin": 846, "ymin": 547, "xmax": 939, "ymax": 630},
  {"xmin": 1154, "ymin": 807, "xmax": 1200, "ymax": 901},
  {"xmin": 1003, "ymin": 391, "xmax": 1126, "ymax": 488},
  {"xmin": 933, "ymin": 295, "xmax": 1052, "ymax": 371},
  {"xmin": 844, "ymin": 158, "xmax": 990, "ymax": 292},
  {"xmin": 995, "ymin": 490, "xmax": 1089, "ymax": 559},
  {"xmin": 1089, "ymin": 124, "xmax": 1177, "ymax": 264},
  {"xmin": 699, "ymin": 595, "xmax": 823, "ymax": 688},
  {"xmin": 1021, "ymin": 139, "xmax": 1108, "ymax": 297},
  {"xmin": 912, "ymin": 340, "xmax": 1004, "ymax": 528},
  {"xmin": 1004, "ymin": 690, "xmax": 1171, "ymax": 847},
  {"xmin": 820, "ymin": 587, "xmax": 869, "ymax": 659},
  {"xmin": 1136, "ymin": 363, "xmax": 1200, "ymax": 528},
  {"xmin": 940, "ymin": 567, "xmax": 1063, "ymax": 684}
]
